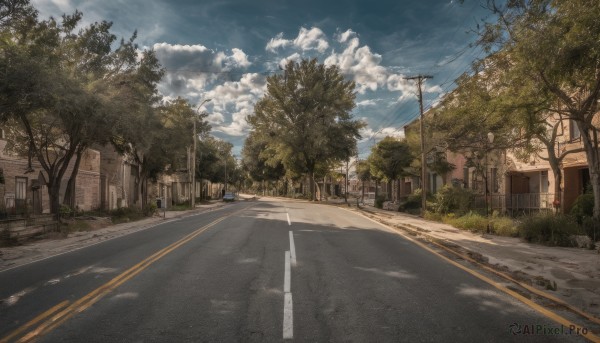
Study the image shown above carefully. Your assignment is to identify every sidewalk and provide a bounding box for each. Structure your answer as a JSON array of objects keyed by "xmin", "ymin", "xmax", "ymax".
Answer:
[
  {"xmin": 0, "ymin": 201, "xmax": 228, "ymax": 272},
  {"xmin": 347, "ymin": 204, "xmax": 600, "ymax": 319}
]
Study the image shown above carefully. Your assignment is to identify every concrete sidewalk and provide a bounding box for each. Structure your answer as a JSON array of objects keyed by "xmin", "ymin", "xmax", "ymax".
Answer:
[
  {"xmin": 0, "ymin": 201, "xmax": 228, "ymax": 272},
  {"xmin": 347, "ymin": 204, "xmax": 600, "ymax": 319}
]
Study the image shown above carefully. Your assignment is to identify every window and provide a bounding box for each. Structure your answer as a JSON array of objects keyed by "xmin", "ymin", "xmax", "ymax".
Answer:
[
  {"xmin": 491, "ymin": 168, "xmax": 500, "ymax": 193},
  {"xmin": 541, "ymin": 170, "xmax": 549, "ymax": 193},
  {"xmin": 570, "ymin": 120, "xmax": 581, "ymax": 141},
  {"xmin": 16, "ymin": 177, "xmax": 27, "ymax": 200}
]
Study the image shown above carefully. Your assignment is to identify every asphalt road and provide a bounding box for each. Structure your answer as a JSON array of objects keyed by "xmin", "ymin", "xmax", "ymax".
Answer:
[{"xmin": 0, "ymin": 199, "xmax": 585, "ymax": 342}]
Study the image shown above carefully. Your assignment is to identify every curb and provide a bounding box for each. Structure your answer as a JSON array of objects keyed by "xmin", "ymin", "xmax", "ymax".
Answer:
[{"xmin": 341, "ymin": 205, "xmax": 600, "ymax": 327}]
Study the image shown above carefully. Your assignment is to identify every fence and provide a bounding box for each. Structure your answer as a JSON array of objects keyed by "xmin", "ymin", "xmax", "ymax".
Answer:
[
  {"xmin": 474, "ymin": 193, "xmax": 554, "ymax": 216},
  {"xmin": 0, "ymin": 214, "xmax": 59, "ymax": 243}
]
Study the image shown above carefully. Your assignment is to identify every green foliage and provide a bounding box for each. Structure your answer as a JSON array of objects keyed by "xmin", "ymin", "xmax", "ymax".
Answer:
[
  {"xmin": 368, "ymin": 137, "xmax": 412, "ymax": 185},
  {"xmin": 143, "ymin": 202, "xmax": 157, "ymax": 217},
  {"xmin": 59, "ymin": 204, "xmax": 73, "ymax": 217},
  {"xmin": 109, "ymin": 207, "xmax": 145, "ymax": 224},
  {"xmin": 491, "ymin": 216, "xmax": 519, "ymax": 237},
  {"xmin": 518, "ymin": 213, "xmax": 583, "ymax": 246},
  {"xmin": 0, "ymin": 1, "xmax": 166, "ymax": 213},
  {"xmin": 570, "ymin": 193, "xmax": 594, "ymax": 224},
  {"xmin": 445, "ymin": 212, "xmax": 488, "ymax": 233},
  {"xmin": 398, "ymin": 188, "xmax": 423, "ymax": 212},
  {"xmin": 374, "ymin": 195, "xmax": 386, "ymax": 209},
  {"xmin": 247, "ymin": 58, "xmax": 365, "ymax": 200},
  {"xmin": 432, "ymin": 185, "xmax": 475, "ymax": 215}
]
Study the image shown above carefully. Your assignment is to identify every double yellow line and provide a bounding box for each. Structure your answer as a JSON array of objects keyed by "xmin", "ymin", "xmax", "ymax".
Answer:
[{"xmin": 2, "ymin": 207, "xmax": 248, "ymax": 343}]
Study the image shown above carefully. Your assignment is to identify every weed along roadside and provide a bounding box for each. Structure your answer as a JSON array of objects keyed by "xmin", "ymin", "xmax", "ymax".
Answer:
[{"xmin": 338, "ymin": 203, "xmax": 600, "ymax": 329}]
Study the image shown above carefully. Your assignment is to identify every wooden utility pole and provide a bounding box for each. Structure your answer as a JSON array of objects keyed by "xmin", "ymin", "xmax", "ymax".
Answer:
[{"xmin": 405, "ymin": 75, "xmax": 433, "ymax": 216}]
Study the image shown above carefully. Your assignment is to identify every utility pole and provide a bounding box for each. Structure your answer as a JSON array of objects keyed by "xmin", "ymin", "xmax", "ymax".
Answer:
[
  {"xmin": 405, "ymin": 75, "xmax": 433, "ymax": 216},
  {"xmin": 192, "ymin": 98, "xmax": 211, "ymax": 208}
]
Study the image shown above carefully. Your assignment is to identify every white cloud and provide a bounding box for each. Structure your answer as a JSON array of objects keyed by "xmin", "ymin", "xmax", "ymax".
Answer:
[
  {"xmin": 357, "ymin": 99, "xmax": 377, "ymax": 107},
  {"xmin": 203, "ymin": 73, "xmax": 267, "ymax": 136},
  {"xmin": 337, "ymin": 29, "xmax": 356, "ymax": 43},
  {"xmin": 266, "ymin": 32, "xmax": 291, "ymax": 52},
  {"xmin": 279, "ymin": 53, "xmax": 301, "ymax": 69},
  {"xmin": 324, "ymin": 37, "xmax": 387, "ymax": 94},
  {"xmin": 265, "ymin": 27, "xmax": 329, "ymax": 54},
  {"xmin": 293, "ymin": 27, "xmax": 329, "ymax": 53},
  {"xmin": 359, "ymin": 127, "xmax": 405, "ymax": 141},
  {"xmin": 153, "ymin": 43, "xmax": 252, "ymax": 100}
]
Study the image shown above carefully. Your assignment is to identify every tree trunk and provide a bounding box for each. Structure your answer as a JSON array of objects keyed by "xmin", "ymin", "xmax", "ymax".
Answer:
[
  {"xmin": 49, "ymin": 182, "xmax": 61, "ymax": 218},
  {"xmin": 140, "ymin": 175, "xmax": 148, "ymax": 209},
  {"xmin": 375, "ymin": 180, "xmax": 379, "ymax": 199},
  {"xmin": 396, "ymin": 178, "xmax": 401, "ymax": 202},
  {"xmin": 578, "ymin": 121, "xmax": 600, "ymax": 221},
  {"xmin": 309, "ymin": 171, "xmax": 316, "ymax": 201},
  {"xmin": 63, "ymin": 149, "xmax": 84, "ymax": 210},
  {"xmin": 386, "ymin": 181, "xmax": 392, "ymax": 201},
  {"xmin": 362, "ymin": 180, "xmax": 365, "ymax": 203}
]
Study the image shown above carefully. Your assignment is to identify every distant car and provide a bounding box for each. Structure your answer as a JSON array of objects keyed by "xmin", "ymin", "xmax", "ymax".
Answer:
[{"xmin": 223, "ymin": 192, "xmax": 235, "ymax": 202}]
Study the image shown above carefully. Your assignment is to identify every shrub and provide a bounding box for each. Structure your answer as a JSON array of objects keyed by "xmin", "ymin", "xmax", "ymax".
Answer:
[
  {"xmin": 374, "ymin": 194, "xmax": 386, "ymax": 209},
  {"xmin": 518, "ymin": 213, "xmax": 583, "ymax": 246},
  {"xmin": 424, "ymin": 211, "xmax": 442, "ymax": 221},
  {"xmin": 143, "ymin": 202, "xmax": 157, "ymax": 217},
  {"xmin": 446, "ymin": 212, "xmax": 488, "ymax": 233},
  {"xmin": 491, "ymin": 216, "xmax": 518, "ymax": 237},
  {"xmin": 570, "ymin": 193, "xmax": 594, "ymax": 224},
  {"xmin": 432, "ymin": 185, "xmax": 475, "ymax": 215}
]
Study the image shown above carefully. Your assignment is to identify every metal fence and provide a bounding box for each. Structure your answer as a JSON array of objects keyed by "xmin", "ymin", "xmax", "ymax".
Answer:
[{"xmin": 474, "ymin": 193, "xmax": 554, "ymax": 216}]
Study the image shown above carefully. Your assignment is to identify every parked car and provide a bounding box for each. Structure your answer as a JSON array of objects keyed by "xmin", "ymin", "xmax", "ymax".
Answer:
[{"xmin": 223, "ymin": 192, "xmax": 235, "ymax": 202}]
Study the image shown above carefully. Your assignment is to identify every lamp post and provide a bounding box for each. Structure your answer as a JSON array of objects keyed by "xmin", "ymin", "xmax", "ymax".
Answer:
[
  {"xmin": 486, "ymin": 131, "xmax": 495, "ymax": 234},
  {"xmin": 192, "ymin": 98, "xmax": 211, "ymax": 208}
]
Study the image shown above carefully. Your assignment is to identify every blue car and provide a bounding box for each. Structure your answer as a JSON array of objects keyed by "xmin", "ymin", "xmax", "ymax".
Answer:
[{"xmin": 223, "ymin": 192, "xmax": 235, "ymax": 202}]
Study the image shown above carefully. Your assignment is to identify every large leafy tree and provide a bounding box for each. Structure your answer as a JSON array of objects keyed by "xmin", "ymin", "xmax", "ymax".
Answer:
[
  {"xmin": 480, "ymin": 0, "xmax": 600, "ymax": 219},
  {"xmin": 0, "ymin": 3, "xmax": 139, "ymax": 213},
  {"xmin": 1, "ymin": 0, "xmax": 167, "ymax": 213},
  {"xmin": 241, "ymin": 131, "xmax": 285, "ymax": 183},
  {"xmin": 368, "ymin": 137, "xmax": 412, "ymax": 201},
  {"xmin": 248, "ymin": 58, "xmax": 364, "ymax": 200}
]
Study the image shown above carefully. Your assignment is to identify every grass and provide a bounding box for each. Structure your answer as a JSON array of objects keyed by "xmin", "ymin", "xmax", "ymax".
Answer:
[
  {"xmin": 425, "ymin": 211, "xmax": 519, "ymax": 237},
  {"xmin": 61, "ymin": 219, "xmax": 92, "ymax": 234}
]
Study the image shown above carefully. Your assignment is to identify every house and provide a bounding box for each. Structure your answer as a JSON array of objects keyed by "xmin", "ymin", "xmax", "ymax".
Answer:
[
  {"xmin": 95, "ymin": 144, "xmax": 142, "ymax": 211},
  {"xmin": 0, "ymin": 130, "xmax": 101, "ymax": 215}
]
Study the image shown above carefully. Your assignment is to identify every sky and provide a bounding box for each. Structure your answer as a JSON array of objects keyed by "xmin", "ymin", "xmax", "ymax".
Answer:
[{"xmin": 31, "ymin": 0, "xmax": 493, "ymax": 158}]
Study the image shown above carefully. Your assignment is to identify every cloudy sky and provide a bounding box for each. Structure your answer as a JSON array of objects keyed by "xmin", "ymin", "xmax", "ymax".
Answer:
[{"xmin": 32, "ymin": 0, "xmax": 492, "ymax": 157}]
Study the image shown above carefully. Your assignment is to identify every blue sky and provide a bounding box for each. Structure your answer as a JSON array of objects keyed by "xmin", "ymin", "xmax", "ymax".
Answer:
[{"xmin": 31, "ymin": 0, "xmax": 492, "ymax": 157}]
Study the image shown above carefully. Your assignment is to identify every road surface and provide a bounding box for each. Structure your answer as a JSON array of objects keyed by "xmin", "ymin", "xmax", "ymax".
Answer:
[{"xmin": 0, "ymin": 199, "xmax": 585, "ymax": 342}]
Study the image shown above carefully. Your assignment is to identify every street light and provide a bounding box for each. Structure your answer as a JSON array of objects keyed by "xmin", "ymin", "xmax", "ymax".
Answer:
[
  {"xmin": 486, "ymin": 131, "xmax": 495, "ymax": 234},
  {"xmin": 191, "ymin": 98, "xmax": 212, "ymax": 208}
]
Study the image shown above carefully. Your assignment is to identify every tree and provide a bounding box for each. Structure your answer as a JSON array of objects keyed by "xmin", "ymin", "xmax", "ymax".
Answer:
[
  {"xmin": 356, "ymin": 159, "xmax": 371, "ymax": 203},
  {"xmin": 248, "ymin": 58, "xmax": 364, "ymax": 200},
  {"xmin": 241, "ymin": 131, "xmax": 285, "ymax": 184},
  {"xmin": 480, "ymin": 0, "xmax": 600, "ymax": 221},
  {"xmin": 368, "ymin": 137, "xmax": 412, "ymax": 201},
  {"xmin": 0, "ymin": 4, "xmax": 144, "ymax": 214}
]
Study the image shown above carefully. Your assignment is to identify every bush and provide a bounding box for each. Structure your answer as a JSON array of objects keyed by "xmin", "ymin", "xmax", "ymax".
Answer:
[
  {"xmin": 143, "ymin": 202, "xmax": 157, "ymax": 217},
  {"xmin": 570, "ymin": 193, "xmax": 594, "ymax": 224},
  {"xmin": 491, "ymin": 216, "xmax": 519, "ymax": 237},
  {"xmin": 446, "ymin": 212, "xmax": 488, "ymax": 233},
  {"xmin": 432, "ymin": 185, "xmax": 476, "ymax": 215},
  {"xmin": 518, "ymin": 213, "xmax": 583, "ymax": 246},
  {"xmin": 424, "ymin": 211, "xmax": 442, "ymax": 221},
  {"xmin": 374, "ymin": 194, "xmax": 386, "ymax": 209}
]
